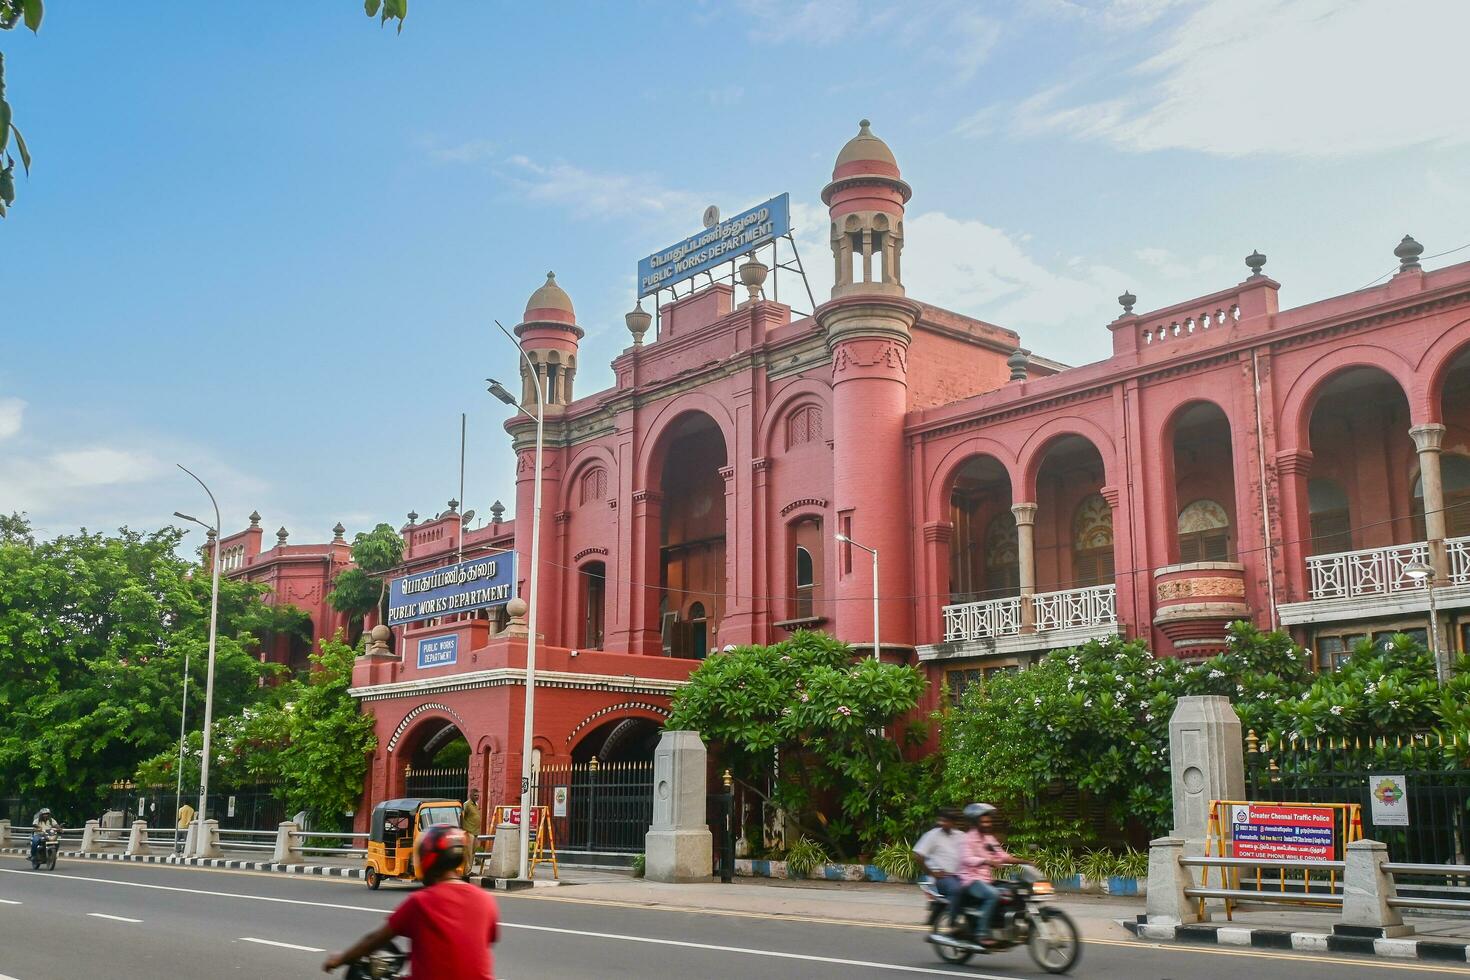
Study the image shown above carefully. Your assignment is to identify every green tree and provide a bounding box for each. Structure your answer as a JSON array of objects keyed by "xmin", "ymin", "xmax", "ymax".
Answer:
[
  {"xmin": 0, "ymin": 515, "xmax": 271, "ymax": 820},
  {"xmin": 0, "ymin": 1, "xmax": 40, "ymax": 217},
  {"xmin": 666, "ymin": 630, "xmax": 930, "ymax": 857},
  {"xmin": 327, "ymin": 522, "xmax": 404, "ymax": 641},
  {"xmin": 364, "ymin": 0, "xmax": 408, "ymax": 31}
]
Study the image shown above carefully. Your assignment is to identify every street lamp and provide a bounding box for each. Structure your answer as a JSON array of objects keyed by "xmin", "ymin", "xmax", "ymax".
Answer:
[
  {"xmin": 1405, "ymin": 561, "xmax": 1447, "ymax": 685},
  {"xmin": 166, "ymin": 519, "xmax": 213, "ymax": 855},
  {"xmin": 175, "ymin": 464, "xmax": 222, "ymax": 856},
  {"xmin": 487, "ymin": 318, "xmax": 544, "ymax": 882},
  {"xmin": 835, "ymin": 533, "xmax": 879, "ymax": 662}
]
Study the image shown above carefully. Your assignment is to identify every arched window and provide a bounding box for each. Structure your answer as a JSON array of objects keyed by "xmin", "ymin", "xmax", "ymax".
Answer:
[
  {"xmin": 687, "ymin": 602, "xmax": 709, "ymax": 661},
  {"xmin": 1178, "ymin": 499, "xmax": 1231, "ymax": 562},
  {"xmin": 1415, "ymin": 453, "xmax": 1470, "ymax": 539},
  {"xmin": 1072, "ymin": 493, "xmax": 1114, "ymax": 587},
  {"xmin": 786, "ymin": 405, "xmax": 824, "ymax": 450},
  {"xmin": 984, "ymin": 511, "xmax": 1019, "ymax": 598},
  {"xmin": 579, "ymin": 467, "xmax": 608, "ymax": 506},
  {"xmin": 1308, "ymin": 478, "xmax": 1352, "ymax": 555}
]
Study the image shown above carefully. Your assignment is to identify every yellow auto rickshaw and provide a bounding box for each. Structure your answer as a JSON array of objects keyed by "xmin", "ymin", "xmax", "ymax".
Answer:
[{"xmin": 364, "ymin": 797, "xmax": 464, "ymax": 889}]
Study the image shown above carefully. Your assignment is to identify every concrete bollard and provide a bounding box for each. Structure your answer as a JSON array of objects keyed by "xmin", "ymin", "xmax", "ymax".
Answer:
[
  {"xmin": 1339, "ymin": 839, "xmax": 1412, "ymax": 937},
  {"xmin": 486, "ymin": 823, "xmax": 521, "ymax": 880},
  {"xmin": 644, "ymin": 730, "xmax": 713, "ymax": 883},
  {"xmin": 79, "ymin": 819, "xmax": 103, "ymax": 853},
  {"xmin": 1144, "ymin": 837, "xmax": 1203, "ymax": 925},
  {"xmin": 126, "ymin": 820, "xmax": 150, "ymax": 856},
  {"xmin": 273, "ymin": 821, "xmax": 304, "ymax": 864},
  {"xmin": 194, "ymin": 818, "xmax": 223, "ymax": 859},
  {"xmin": 0, "ymin": 819, "xmax": 10, "ymax": 847}
]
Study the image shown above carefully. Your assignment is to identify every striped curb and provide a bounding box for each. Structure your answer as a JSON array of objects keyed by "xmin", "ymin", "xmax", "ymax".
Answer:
[
  {"xmin": 1122, "ymin": 918, "xmax": 1470, "ymax": 963},
  {"xmin": 1, "ymin": 846, "xmax": 364, "ymax": 879}
]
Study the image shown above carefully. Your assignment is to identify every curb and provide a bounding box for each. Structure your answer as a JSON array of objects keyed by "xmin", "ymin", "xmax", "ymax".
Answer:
[
  {"xmin": 2, "ymin": 846, "xmax": 364, "ymax": 880},
  {"xmin": 1122, "ymin": 919, "xmax": 1470, "ymax": 963}
]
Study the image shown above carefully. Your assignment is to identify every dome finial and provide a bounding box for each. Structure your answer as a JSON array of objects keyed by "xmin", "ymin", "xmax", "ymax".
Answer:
[{"xmin": 859, "ymin": 118, "xmax": 871, "ymax": 131}]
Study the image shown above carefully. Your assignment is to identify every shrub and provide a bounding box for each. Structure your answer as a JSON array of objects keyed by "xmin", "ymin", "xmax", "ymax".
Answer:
[
  {"xmin": 632, "ymin": 853, "xmax": 646, "ymax": 878},
  {"xmin": 872, "ymin": 839, "xmax": 917, "ymax": 880},
  {"xmin": 784, "ymin": 835, "xmax": 830, "ymax": 879}
]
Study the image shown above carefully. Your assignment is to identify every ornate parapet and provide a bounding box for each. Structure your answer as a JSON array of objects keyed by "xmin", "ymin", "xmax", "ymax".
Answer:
[{"xmin": 1153, "ymin": 562, "xmax": 1249, "ymax": 657}]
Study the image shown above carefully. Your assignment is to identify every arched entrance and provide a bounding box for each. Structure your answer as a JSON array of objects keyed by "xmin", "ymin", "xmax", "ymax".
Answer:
[{"xmin": 400, "ymin": 717, "xmax": 471, "ymax": 802}]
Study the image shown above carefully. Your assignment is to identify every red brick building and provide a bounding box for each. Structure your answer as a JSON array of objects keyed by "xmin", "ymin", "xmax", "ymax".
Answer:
[{"xmin": 217, "ymin": 121, "xmax": 1470, "ymax": 821}]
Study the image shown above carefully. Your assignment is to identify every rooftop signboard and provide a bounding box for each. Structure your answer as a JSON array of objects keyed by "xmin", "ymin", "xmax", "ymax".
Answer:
[
  {"xmin": 637, "ymin": 193, "xmax": 790, "ymax": 298},
  {"xmin": 386, "ymin": 553, "xmax": 516, "ymax": 627}
]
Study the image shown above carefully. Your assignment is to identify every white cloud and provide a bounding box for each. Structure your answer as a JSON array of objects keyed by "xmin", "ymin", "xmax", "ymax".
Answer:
[
  {"xmin": 1017, "ymin": 0, "xmax": 1470, "ymax": 156},
  {"xmin": 0, "ymin": 397, "xmax": 23, "ymax": 440},
  {"xmin": 502, "ymin": 155, "xmax": 707, "ymax": 223},
  {"xmin": 1135, "ymin": 246, "xmax": 1221, "ymax": 280}
]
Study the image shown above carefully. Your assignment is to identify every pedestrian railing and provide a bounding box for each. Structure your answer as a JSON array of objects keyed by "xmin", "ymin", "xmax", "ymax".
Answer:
[
  {"xmin": 1179, "ymin": 855, "xmax": 1345, "ymax": 913},
  {"xmin": 288, "ymin": 829, "xmax": 369, "ymax": 856},
  {"xmin": 1384, "ymin": 862, "xmax": 1470, "ymax": 913}
]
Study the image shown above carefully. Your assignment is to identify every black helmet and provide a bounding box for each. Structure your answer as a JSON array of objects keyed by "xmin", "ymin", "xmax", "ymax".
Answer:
[{"xmin": 417, "ymin": 823, "xmax": 467, "ymax": 876}]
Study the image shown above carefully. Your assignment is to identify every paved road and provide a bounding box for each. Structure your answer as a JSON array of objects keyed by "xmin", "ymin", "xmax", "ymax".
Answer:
[{"xmin": 0, "ymin": 858, "xmax": 1462, "ymax": 979}]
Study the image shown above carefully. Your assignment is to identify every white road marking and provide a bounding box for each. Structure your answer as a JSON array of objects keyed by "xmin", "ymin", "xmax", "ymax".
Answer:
[
  {"xmin": 0, "ymin": 898, "xmax": 21, "ymax": 905},
  {"xmin": 0, "ymin": 869, "xmax": 1017, "ymax": 979},
  {"xmin": 87, "ymin": 912, "xmax": 143, "ymax": 923},
  {"xmin": 239, "ymin": 937, "xmax": 325, "ymax": 953}
]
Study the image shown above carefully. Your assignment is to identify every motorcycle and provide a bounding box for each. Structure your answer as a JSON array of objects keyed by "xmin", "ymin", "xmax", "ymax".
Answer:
[
  {"xmin": 340, "ymin": 940, "xmax": 408, "ymax": 979},
  {"xmin": 920, "ymin": 865, "xmax": 1080, "ymax": 974},
  {"xmin": 29, "ymin": 827, "xmax": 59, "ymax": 871}
]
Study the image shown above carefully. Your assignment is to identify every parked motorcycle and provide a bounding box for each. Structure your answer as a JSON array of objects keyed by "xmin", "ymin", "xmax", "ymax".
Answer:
[
  {"xmin": 920, "ymin": 865, "xmax": 1080, "ymax": 974},
  {"xmin": 340, "ymin": 940, "xmax": 408, "ymax": 979},
  {"xmin": 29, "ymin": 827, "xmax": 59, "ymax": 871}
]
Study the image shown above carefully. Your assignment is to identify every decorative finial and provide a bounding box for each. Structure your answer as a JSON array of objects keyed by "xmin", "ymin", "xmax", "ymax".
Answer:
[
  {"xmin": 546, "ymin": 270, "xmax": 556, "ymax": 281},
  {"xmin": 1245, "ymin": 250, "xmax": 1267, "ymax": 277},
  {"xmin": 447, "ymin": 498, "xmax": 459, "ymax": 514},
  {"xmin": 248, "ymin": 510, "xmax": 261, "ymax": 527},
  {"xmin": 625, "ymin": 300, "xmax": 651, "ymax": 346},
  {"xmin": 738, "ymin": 255, "xmax": 769, "ymax": 306},
  {"xmin": 1007, "ymin": 348, "xmax": 1030, "ymax": 383},
  {"xmin": 332, "ymin": 521, "xmax": 345, "ymax": 542},
  {"xmin": 206, "ymin": 528, "xmax": 217, "ymax": 540},
  {"xmin": 490, "ymin": 500, "xmax": 505, "ymax": 525},
  {"xmin": 276, "ymin": 526, "xmax": 289, "ymax": 546},
  {"xmin": 1118, "ymin": 290, "xmax": 1136, "ymax": 315},
  {"xmin": 406, "ymin": 510, "xmax": 418, "ymax": 526},
  {"xmin": 1395, "ymin": 235, "xmax": 1423, "ymax": 272},
  {"xmin": 859, "ymin": 118, "xmax": 871, "ymax": 132}
]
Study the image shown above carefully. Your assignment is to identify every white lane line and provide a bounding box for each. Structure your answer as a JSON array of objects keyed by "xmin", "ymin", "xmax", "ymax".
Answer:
[
  {"xmin": 239, "ymin": 937, "xmax": 325, "ymax": 953},
  {"xmin": 0, "ymin": 898, "xmax": 21, "ymax": 905},
  {"xmin": 0, "ymin": 869, "xmax": 1015, "ymax": 979},
  {"xmin": 88, "ymin": 912, "xmax": 143, "ymax": 923}
]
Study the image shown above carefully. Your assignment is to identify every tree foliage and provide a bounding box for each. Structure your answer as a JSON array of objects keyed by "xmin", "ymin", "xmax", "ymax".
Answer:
[
  {"xmin": 666, "ymin": 630, "xmax": 932, "ymax": 857},
  {"xmin": 364, "ymin": 0, "xmax": 408, "ymax": 31},
  {"xmin": 940, "ymin": 623, "xmax": 1468, "ymax": 846},
  {"xmin": 0, "ymin": 515, "xmax": 270, "ymax": 819},
  {"xmin": 327, "ymin": 523, "xmax": 404, "ymax": 632},
  {"xmin": 0, "ymin": 0, "xmax": 40, "ymax": 217}
]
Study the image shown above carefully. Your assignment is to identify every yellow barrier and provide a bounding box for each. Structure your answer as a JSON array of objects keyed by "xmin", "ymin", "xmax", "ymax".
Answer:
[
  {"xmin": 489, "ymin": 805, "xmax": 559, "ymax": 880},
  {"xmin": 1201, "ymin": 799, "xmax": 1361, "ymax": 920}
]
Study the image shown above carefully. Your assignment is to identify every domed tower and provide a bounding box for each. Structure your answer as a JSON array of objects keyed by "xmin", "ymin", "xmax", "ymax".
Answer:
[
  {"xmin": 816, "ymin": 120, "xmax": 920, "ymax": 655},
  {"xmin": 514, "ymin": 271, "xmax": 583, "ymax": 412}
]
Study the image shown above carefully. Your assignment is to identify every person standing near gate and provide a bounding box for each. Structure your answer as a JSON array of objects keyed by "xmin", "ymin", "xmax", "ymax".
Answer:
[
  {"xmin": 461, "ymin": 789, "xmax": 482, "ymax": 837},
  {"xmin": 176, "ymin": 801, "xmax": 195, "ymax": 830}
]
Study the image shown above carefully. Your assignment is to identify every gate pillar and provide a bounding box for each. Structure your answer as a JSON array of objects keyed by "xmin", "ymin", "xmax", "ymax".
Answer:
[
  {"xmin": 1168, "ymin": 695, "xmax": 1245, "ymax": 850},
  {"xmin": 644, "ymin": 730, "xmax": 712, "ymax": 882}
]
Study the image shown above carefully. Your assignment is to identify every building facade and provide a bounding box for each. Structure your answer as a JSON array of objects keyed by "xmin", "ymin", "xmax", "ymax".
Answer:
[{"xmin": 217, "ymin": 121, "xmax": 1470, "ymax": 819}]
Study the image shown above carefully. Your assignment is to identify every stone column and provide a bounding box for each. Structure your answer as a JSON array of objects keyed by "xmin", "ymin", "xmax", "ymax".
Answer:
[
  {"xmin": 0, "ymin": 819, "xmax": 9, "ymax": 847},
  {"xmin": 1144, "ymin": 837, "xmax": 1203, "ymax": 926},
  {"xmin": 645, "ymin": 730, "xmax": 713, "ymax": 882},
  {"xmin": 126, "ymin": 820, "xmax": 150, "ymax": 856},
  {"xmin": 1274, "ymin": 450, "xmax": 1314, "ymax": 602},
  {"xmin": 628, "ymin": 490, "xmax": 664, "ymax": 655},
  {"xmin": 1339, "ymin": 839, "xmax": 1411, "ymax": 937},
  {"xmin": 921, "ymin": 521, "xmax": 954, "ymax": 647},
  {"xmin": 1168, "ymin": 696, "xmax": 1244, "ymax": 847},
  {"xmin": 1012, "ymin": 502, "xmax": 1038, "ymax": 631},
  {"xmin": 1411, "ymin": 424, "xmax": 1449, "ymax": 577},
  {"xmin": 273, "ymin": 821, "xmax": 304, "ymax": 864},
  {"xmin": 193, "ymin": 818, "xmax": 222, "ymax": 859},
  {"xmin": 79, "ymin": 819, "xmax": 103, "ymax": 853}
]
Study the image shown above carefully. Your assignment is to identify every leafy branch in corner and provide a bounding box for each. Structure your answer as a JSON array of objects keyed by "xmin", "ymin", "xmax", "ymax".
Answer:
[
  {"xmin": 0, "ymin": 0, "xmax": 41, "ymax": 217},
  {"xmin": 364, "ymin": 0, "xmax": 407, "ymax": 33}
]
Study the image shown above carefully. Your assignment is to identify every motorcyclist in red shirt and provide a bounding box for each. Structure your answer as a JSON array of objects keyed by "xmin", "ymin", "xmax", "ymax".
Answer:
[{"xmin": 323, "ymin": 824, "xmax": 499, "ymax": 979}]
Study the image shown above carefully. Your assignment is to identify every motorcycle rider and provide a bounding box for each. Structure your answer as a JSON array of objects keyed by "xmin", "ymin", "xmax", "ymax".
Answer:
[
  {"xmin": 913, "ymin": 807, "xmax": 966, "ymax": 939},
  {"xmin": 958, "ymin": 802, "xmax": 1014, "ymax": 943},
  {"xmin": 322, "ymin": 824, "xmax": 499, "ymax": 979},
  {"xmin": 30, "ymin": 808, "xmax": 59, "ymax": 864}
]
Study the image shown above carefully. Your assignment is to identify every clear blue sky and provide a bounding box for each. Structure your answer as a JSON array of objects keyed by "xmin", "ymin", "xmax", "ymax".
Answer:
[{"xmin": 4, "ymin": 0, "xmax": 1468, "ymax": 544}]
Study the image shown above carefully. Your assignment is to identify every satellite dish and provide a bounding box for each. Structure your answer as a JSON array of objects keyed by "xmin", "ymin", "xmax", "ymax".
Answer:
[
  {"xmin": 461, "ymin": 509, "xmax": 476, "ymax": 524},
  {"xmin": 702, "ymin": 205, "xmax": 721, "ymax": 229}
]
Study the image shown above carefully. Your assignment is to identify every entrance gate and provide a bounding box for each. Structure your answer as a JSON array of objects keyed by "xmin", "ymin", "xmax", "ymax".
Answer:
[
  {"xmin": 532, "ymin": 760, "xmax": 653, "ymax": 853},
  {"xmin": 405, "ymin": 765, "xmax": 469, "ymax": 803}
]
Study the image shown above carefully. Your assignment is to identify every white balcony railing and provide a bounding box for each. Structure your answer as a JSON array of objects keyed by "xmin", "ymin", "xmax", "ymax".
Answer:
[
  {"xmin": 943, "ymin": 596, "xmax": 1022, "ymax": 642},
  {"xmin": 1449, "ymin": 536, "xmax": 1470, "ymax": 586},
  {"xmin": 1032, "ymin": 584, "xmax": 1117, "ymax": 633},
  {"xmin": 942, "ymin": 585, "xmax": 1116, "ymax": 643},
  {"xmin": 1306, "ymin": 541, "xmax": 1429, "ymax": 600}
]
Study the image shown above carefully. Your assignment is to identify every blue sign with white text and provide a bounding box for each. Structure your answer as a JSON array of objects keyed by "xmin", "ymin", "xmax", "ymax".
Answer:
[
  {"xmin": 637, "ymin": 194, "xmax": 791, "ymax": 297},
  {"xmin": 387, "ymin": 554, "xmax": 517, "ymax": 627},
  {"xmin": 417, "ymin": 634, "xmax": 459, "ymax": 669}
]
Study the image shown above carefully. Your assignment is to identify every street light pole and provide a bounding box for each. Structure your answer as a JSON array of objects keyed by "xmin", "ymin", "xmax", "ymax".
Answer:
[
  {"xmin": 835, "ymin": 533, "xmax": 879, "ymax": 661},
  {"xmin": 176, "ymin": 465, "xmax": 222, "ymax": 854},
  {"xmin": 1406, "ymin": 562, "xmax": 1446, "ymax": 685},
  {"xmin": 488, "ymin": 320, "xmax": 544, "ymax": 882}
]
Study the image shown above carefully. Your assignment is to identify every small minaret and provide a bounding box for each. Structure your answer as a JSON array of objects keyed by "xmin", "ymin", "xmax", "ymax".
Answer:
[
  {"xmin": 816, "ymin": 120, "xmax": 919, "ymax": 654},
  {"xmin": 514, "ymin": 271, "xmax": 583, "ymax": 411}
]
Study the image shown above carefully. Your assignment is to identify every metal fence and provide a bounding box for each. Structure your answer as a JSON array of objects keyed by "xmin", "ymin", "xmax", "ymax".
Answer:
[
  {"xmin": 530, "ymin": 760, "xmax": 653, "ymax": 853},
  {"xmin": 1245, "ymin": 730, "xmax": 1470, "ymax": 880},
  {"xmin": 405, "ymin": 766, "xmax": 469, "ymax": 803}
]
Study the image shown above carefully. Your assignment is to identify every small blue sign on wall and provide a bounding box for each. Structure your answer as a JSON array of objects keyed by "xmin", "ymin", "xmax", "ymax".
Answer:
[{"xmin": 417, "ymin": 634, "xmax": 459, "ymax": 670}]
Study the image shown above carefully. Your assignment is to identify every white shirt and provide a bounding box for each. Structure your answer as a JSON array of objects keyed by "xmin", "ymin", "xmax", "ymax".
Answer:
[{"xmin": 913, "ymin": 826, "xmax": 965, "ymax": 874}]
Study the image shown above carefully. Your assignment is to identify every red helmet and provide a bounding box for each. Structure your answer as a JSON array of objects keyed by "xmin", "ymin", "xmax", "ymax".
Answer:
[{"xmin": 417, "ymin": 823, "xmax": 467, "ymax": 876}]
